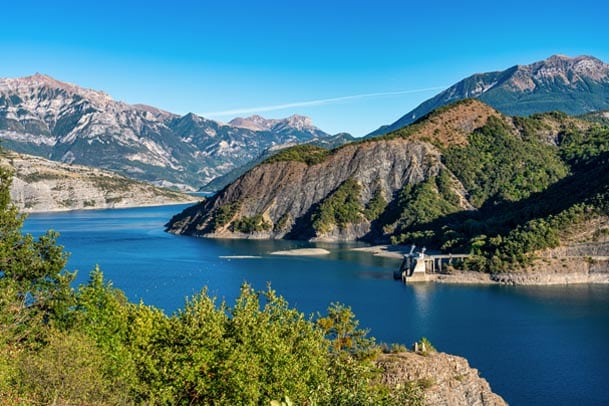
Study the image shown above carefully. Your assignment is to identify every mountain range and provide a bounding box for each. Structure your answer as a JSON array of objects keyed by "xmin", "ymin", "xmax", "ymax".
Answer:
[
  {"xmin": 368, "ymin": 55, "xmax": 609, "ymax": 137},
  {"xmin": 0, "ymin": 74, "xmax": 339, "ymax": 191},
  {"xmin": 3, "ymin": 54, "xmax": 609, "ymax": 199}
]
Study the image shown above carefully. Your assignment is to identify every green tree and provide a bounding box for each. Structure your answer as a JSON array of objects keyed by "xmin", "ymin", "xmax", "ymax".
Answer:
[
  {"xmin": 16, "ymin": 328, "xmax": 122, "ymax": 404},
  {"xmin": 0, "ymin": 165, "xmax": 74, "ymax": 325},
  {"xmin": 312, "ymin": 178, "xmax": 364, "ymax": 233},
  {"xmin": 72, "ymin": 267, "xmax": 138, "ymax": 398},
  {"xmin": 0, "ymin": 150, "xmax": 427, "ymax": 404}
]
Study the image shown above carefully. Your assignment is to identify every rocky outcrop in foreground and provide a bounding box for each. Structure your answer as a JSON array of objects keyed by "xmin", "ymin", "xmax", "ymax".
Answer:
[
  {"xmin": 1, "ymin": 150, "xmax": 197, "ymax": 212},
  {"xmin": 377, "ymin": 351, "xmax": 506, "ymax": 405}
]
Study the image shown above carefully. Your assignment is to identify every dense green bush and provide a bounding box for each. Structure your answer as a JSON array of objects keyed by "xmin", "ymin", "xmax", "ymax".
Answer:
[
  {"xmin": 443, "ymin": 116, "xmax": 568, "ymax": 206},
  {"xmin": 389, "ymin": 174, "xmax": 462, "ymax": 245},
  {"xmin": 559, "ymin": 125, "xmax": 609, "ymax": 167},
  {"xmin": 363, "ymin": 184, "xmax": 388, "ymax": 221},
  {"xmin": 232, "ymin": 214, "xmax": 272, "ymax": 233},
  {"xmin": 211, "ymin": 202, "xmax": 240, "ymax": 231},
  {"xmin": 312, "ymin": 178, "xmax": 364, "ymax": 233},
  {"xmin": 264, "ymin": 144, "xmax": 329, "ymax": 165}
]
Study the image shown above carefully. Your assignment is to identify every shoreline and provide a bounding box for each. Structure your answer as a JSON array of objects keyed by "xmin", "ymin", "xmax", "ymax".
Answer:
[
  {"xmin": 352, "ymin": 245, "xmax": 609, "ymax": 286},
  {"xmin": 20, "ymin": 199, "xmax": 199, "ymax": 214},
  {"xmin": 431, "ymin": 269, "xmax": 609, "ymax": 286}
]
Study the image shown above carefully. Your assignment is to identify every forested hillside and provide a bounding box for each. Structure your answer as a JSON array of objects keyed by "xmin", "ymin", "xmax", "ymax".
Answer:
[{"xmin": 168, "ymin": 100, "xmax": 609, "ymax": 273}]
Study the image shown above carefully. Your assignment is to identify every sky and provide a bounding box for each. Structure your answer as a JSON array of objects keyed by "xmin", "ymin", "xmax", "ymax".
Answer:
[{"xmin": 2, "ymin": 0, "xmax": 608, "ymax": 136}]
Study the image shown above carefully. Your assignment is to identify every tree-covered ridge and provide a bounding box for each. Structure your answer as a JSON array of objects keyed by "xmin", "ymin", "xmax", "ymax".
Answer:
[
  {"xmin": 0, "ymin": 161, "xmax": 430, "ymax": 404},
  {"xmin": 363, "ymin": 106, "xmax": 609, "ymax": 271},
  {"xmin": 263, "ymin": 144, "xmax": 330, "ymax": 166},
  {"xmin": 392, "ymin": 114, "xmax": 609, "ymax": 272},
  {"xmin": 259, "ymin": 100, "xmax": 500, "ymax": 170},
  {"xmin": 443, "ymin": 115, "xmax": 569, "ymax": 206}
]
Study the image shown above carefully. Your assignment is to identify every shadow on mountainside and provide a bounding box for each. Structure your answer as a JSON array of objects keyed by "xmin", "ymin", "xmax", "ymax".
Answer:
[{"xmin": 364, "ymin": 150, "xmax": 609, "ymax": 250}]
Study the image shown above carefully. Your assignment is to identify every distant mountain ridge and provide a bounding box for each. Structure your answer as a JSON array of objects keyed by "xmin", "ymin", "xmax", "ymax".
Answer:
[
  {"xmin": 368, "ymin": 55, "xmax": 609, "ymax": 137},
  {"xmin": 228, "ymin": 114, "xmax": 326, "ymax": 137},
  {"xmin": 200, "ymin": 131, "xmax": 355, "ymax": 193},
  {"xmin": 0, "ymin": 74, "xmax": 339, "ymax": 191}
]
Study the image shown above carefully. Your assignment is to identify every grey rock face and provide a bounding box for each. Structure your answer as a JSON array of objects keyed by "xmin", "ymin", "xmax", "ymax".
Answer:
[
  {"xmin": 376, "ymin": 351, "xmax": 507, "ymax": 406},
  {"xmin": 1, "ymin": 150, "xmax": 197, "ymax": 212},
  {"xmin": 369, "ymin": 55, "xmax": 609, "ymax": 137},
  {"xmin": 0, "ymin": 74, "xmax": 335, "ymax": 191},
  {"xmin": 167, "ymin": 138, "xmax": 471, "ymax": 241}
]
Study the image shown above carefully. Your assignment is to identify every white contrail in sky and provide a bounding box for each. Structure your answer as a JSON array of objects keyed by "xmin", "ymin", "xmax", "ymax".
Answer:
[{"xmin": 200, "ymin": 86, "xmax": 447, "ymax": 117}]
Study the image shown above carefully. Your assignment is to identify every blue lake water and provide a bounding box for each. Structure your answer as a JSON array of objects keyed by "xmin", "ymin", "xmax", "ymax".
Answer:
[{"xmin": 23, "ymin": 204, "xmax": 609, "ymax": 405}]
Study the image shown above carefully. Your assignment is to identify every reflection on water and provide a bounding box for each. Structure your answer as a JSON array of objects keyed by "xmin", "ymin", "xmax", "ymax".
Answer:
[
  {"xmin": 411, "ymin": 283, "xmax": 433, "ymax": 318},
  {"xmin": 23, "ymin": 205, "xmax": 609, "ymax": 406}
]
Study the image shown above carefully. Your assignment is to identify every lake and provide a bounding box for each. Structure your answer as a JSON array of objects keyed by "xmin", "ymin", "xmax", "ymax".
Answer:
[{"xmin": 23, "ymin": 204, "xmax": 609, "ymax": 405}]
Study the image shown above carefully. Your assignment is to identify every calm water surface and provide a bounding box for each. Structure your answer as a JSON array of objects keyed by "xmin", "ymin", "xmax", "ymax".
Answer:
[{"xmin": 23, "ymin": 204, "xmax": 609, "ymax": 405}]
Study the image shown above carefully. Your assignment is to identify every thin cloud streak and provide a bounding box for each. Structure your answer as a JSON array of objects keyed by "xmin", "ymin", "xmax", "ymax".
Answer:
[{"xmin": 200, "ymin": 86, "xmax": 447, "ymax": 117}]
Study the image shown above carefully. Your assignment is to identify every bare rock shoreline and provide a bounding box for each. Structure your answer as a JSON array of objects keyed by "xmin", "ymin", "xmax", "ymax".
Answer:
[{"xmin": 352, "ymin": 245, "xmax": 609, "ymax": 286}]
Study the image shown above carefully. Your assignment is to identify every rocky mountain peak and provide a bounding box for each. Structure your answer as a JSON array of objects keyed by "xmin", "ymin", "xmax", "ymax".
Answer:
[
  {"xmin": 229, "ymin": 113, "xmax": 319, "ymax": 133},
  {"xmin": 0, "ymin": 73, "xmax": 117, "ymax": 115},
  {"xmin": 0, "ymin": 73, "xmax": 114, "ymax": 108},
  {"xmin": 0, "ymin": 74, "xmax": 338, "ymax": 191},
  {"xmin": 542, "ymin": 54, "xmax": 605, "ymax": 68},
  {"xmin": 132, "ymin": 103, "xmax": 173, "ymax": 119},
  {"xmin": 228, "ymin": 115, "xmax": 272, "ymax": 131},
  {"xmin": 283, "ymin": 114, "xmax": 314, "ymax": 130},
  {"xmin": 368, "ymin": 54, "xmax": 609, "ymax": 137},
  {"xmin": 515, "ymin": 54, "xmax": 609, "ymax": 88}
]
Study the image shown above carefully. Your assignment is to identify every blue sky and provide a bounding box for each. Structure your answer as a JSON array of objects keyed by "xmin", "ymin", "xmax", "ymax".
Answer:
[{"xmin": 2, "ymin": 0, "xmax": 608, "ymax": 136}]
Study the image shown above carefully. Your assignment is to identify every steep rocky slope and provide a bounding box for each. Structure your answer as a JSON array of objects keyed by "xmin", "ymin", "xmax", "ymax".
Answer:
[
  {"xmin": 1, "ymin": 150, "xmax": 197, "ymax": 212},
  {"xmin": 377, "ymin": 351, "xmax": 506, "ymax": 405},
  {"xmin": 0, "ymin": 74, "xmax": 338, "ymax": 190},
  {"xmin": 200, "ymin": 132, "xmax": 355, "ymax": 193},
  {"xmin": 369, "ymin": 55, "xmax": 609, "ymax": 137},
  {"xmin": 167, "ymin": 100, "xmax": 507, "ymax": 241},
  {"xmin": 167, "ymin": 139, "xmax": 458, "ymax": 240}
]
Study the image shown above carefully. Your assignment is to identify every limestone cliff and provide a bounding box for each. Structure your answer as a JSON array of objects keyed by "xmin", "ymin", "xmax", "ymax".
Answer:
[
  {"xmin": 1, "ymin": 150, "xmax": 198, "ymax": 212},
  {"xmin": 377, "ymin": 351, "xmax": 507, "ymax": 405}
]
